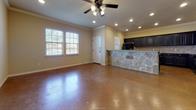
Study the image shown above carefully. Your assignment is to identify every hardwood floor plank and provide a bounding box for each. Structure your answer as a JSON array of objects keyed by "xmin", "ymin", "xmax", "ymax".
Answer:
[{"xmin": 0, "ymin": 64, "xmax": 196, "ymax": 110}]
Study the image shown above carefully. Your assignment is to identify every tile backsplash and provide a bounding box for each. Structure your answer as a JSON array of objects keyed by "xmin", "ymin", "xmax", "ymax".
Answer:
[{"xmin": 135, "ymin": 46, "xmax": 196, "ymax": 54}]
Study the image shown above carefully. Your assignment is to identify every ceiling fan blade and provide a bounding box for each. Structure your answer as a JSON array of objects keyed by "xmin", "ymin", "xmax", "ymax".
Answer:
[
  {"xmin": 82, "ymin": 0, "xmax": 93, "ymax": 3},
  {"xmin": 84, "ymin": 9, "xmax": 91, "ymax": 14},
  {"xmin": 104, "ymin": 4, "xmax": 118, "ymax": 8}
]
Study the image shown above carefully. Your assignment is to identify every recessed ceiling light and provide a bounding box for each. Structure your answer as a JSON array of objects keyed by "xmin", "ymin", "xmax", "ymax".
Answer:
[
  {"xmin": 154, "ymin": 22, "xmax": 159, "ymax": 26},
  {"xmin": 176, "ymin": 18, "xmax": 182, "ymax": 22},
  {"xmin": 180, "ymin": 2, "xmax": 188, "ymax": 8},
  {"xmin": 129, "ymin": 18, "xmax": 134, "ymax": 22},
  {"xmin": 92, "ymin": 20, "xmax": 96, "ymax": 24},
  {"xmin": 114, "ymin": 23, "xmax": 118, "ymax": 27},
  {"xmin": 138, "ymin": 26, "xmax": 142, "ymax": 29},
  {"xmin": 38, "ymin": 0, "xmax": 46, "ymax": 4},
  {"xmin": 149, "ymin": 12, "xmax": 155, "ymax": 16},
  {"xmin": 125, "ymin": 29, "xmax": 129, "ymax": 32}
]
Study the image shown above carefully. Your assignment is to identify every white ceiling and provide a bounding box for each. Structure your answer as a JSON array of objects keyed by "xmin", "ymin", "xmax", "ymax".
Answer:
[{"xmin": 8, "ymin": 0, "xmax": 196, "ymax": 32}]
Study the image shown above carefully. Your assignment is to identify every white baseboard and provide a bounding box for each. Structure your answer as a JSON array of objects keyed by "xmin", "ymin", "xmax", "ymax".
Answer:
[
  {"xmin": 8, "ymin": 62, "xmax": 92, "ymax": 78},
  {"xmin": 0, "ymin": 76, "xmax": 8, "ymax": 88}
]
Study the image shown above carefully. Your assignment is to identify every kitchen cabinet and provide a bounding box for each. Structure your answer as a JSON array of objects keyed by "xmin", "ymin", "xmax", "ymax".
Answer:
[
  {"xmin": 159, "ymin": 53, "xmax": 189, "ymax": 67},
  {"xmin": 124, "ymin": 31, "xmax": 196, "ymax": 47},
  {"xmin": 189, "ymin": 55, "xmax": 196, "ymax": 73},
  {"xmin": 160, "ymin": 53, "xmax": 196, "ymax": 73}
]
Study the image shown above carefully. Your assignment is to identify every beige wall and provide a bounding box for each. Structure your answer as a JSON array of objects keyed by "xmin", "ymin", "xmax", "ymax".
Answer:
[
  {"xmin": 125, "ymin": 21, "xmax": 196, "ymax": 38},
  {"xmin": 8, "ymin": 9, "xmax": 92, "ymax": 75},
  {"xmin": 113, "ymin": 29, "xmax": 124, "ymax": 49},
  {"xmin": 105, "ymin": 26, "xmax": 114, "ymax": 50},
  {"xmin": 105, "ymin": 26, "xmax": 124, "ymax": 50},
  {"xmin": 0, "ymin": 0, "xmax": 8, "ymax": 87}
]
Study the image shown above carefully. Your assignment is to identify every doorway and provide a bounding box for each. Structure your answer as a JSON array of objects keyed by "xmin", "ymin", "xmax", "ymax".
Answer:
[{"xmin": 93, "ymin": 36, "xmax": 103, "ymax": 64}]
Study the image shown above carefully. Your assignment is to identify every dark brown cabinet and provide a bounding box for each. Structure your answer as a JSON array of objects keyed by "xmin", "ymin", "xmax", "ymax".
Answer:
[
  {"xmin": 159, "ymin": 53, "xmax": 187, "ymax": 67},
  {"xmin": 124, "ymin": 31, "xmax": 196, "ymax": 47},
  {"xmin": 160, "ymin": 53, "xmax": 196, "ymax": 73}
]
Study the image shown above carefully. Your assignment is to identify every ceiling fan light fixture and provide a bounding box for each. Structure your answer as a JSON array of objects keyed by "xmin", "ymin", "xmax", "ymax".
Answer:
[
  {"xmin": 91, "ymin": 5, "xmax": 96, "ymax": 11},
  {"xmin": 154, "ymin": 22, "xmax": 159, "ymax": 26},
  {"xmin": 92, "ymin": 20, "xmax": 96, "ymax": 24},
  {"xmin": 100, "ymin": 11, "xmax": 105, "ymax": 16},
  {"xmin": 93, "ymin": 11, "xmax": 97, "ymax": 16},
  {"xmin": 176, "ymin": 18, "xmax": 182, "ymax": 22},
  {"xmin": 149, "ymin": 12, "xmax": 155, "ymax": 16},
  {"xmin": 83, "ymin": 0, "xmax": 118, "ymax": 16},
  {"xmin": 101, "ymin": 6, "xmax": 105, "ymax": 11},
  {"xmin": 100, "ymin": 6, "xmax": 105, "ymax": 16},
  {"xmin": 138, "ymin": 26, "xmax": 142, "ymax": 29},
  {"xmin": 180, "ymin": 2, "xmax": 188, "ymax": 8},
  {"xmin": 38, "ymin": 0, "xmax": 46, "ymax": 4},
  {"xmin": 129, "ymin": 18, "xmax": 134, "ymax": 22}
]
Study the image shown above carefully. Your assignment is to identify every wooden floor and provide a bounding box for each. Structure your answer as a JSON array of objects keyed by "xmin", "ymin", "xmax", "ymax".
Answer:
[{"xmin": 0, "ymin": 64, "xmax": 196, "ymax": 110}]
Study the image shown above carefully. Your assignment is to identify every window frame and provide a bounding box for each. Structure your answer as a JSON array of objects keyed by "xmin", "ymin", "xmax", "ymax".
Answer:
[
  {"xmin": 45, "ymin": 28, "xmax": 65, "ymax": 56},
  {"xmin": 65, "ymin": 32, "xmax": 80, "ymax": 56}
]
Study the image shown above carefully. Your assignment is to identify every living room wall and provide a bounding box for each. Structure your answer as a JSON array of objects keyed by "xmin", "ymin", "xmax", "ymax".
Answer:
[{"xmin": 8, "ymin": 8, "xmax": 92, "ymax": 75}]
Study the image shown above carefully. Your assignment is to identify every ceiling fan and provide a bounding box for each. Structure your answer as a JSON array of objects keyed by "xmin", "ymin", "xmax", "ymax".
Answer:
[{"xmin": 83, "ymin": 0, "xmax": 119, "ymax": 16}]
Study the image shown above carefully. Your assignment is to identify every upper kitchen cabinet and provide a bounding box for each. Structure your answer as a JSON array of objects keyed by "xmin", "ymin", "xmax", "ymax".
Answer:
[{"xmin": 124, "ymin": 31, "xmax": 196, "ymax": 47}]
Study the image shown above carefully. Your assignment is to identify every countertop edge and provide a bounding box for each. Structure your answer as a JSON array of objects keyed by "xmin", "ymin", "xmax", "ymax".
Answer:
[{"xmin": 107, "ymin": 50, "xmax": 159, "ymax": 53}]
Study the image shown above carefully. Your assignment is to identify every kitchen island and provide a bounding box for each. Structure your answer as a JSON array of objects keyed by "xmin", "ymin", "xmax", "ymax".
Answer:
[{"xmin": 108, "ymin": 50, "xmax": 160, "ymax": 75}]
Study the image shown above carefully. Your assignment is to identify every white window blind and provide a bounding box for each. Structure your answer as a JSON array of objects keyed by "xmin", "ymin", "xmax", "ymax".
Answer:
[
  {"xmin": 45, "ymin": 28, "xmax": 64, "ymax": 56},
  {"xmin": 65, "ymin": 32, "xmax": 79, "ymax": 55}
]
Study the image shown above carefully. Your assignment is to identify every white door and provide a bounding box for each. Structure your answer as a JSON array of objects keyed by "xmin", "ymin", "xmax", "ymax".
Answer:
[{"xmin": 93, "ymin": 36, "xmax": 102, "ymax": 64}]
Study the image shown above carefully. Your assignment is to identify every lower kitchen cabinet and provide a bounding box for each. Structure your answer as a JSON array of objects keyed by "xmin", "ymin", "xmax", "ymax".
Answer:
[{"xmin": 160, "ymin": 53, "xmax": 196, "ymax": 73}]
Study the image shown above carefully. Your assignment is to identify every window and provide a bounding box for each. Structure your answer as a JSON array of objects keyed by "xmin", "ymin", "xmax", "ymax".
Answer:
[
  {"xmin": 45, "ymin": 28, "xmax": 64, "ymax": 56},
  {"xmin": 45, "ymin": 29, "xmax": 79, "ymax": 56},
  {"xmin": 65, "ymin": 32, "xmax": 79, "ymax": 55}
]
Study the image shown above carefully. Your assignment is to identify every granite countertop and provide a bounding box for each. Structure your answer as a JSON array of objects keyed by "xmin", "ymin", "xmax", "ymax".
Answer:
[{"xmin": 108, "ymin": 50, "xmax": 159, "ymax": 53}]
